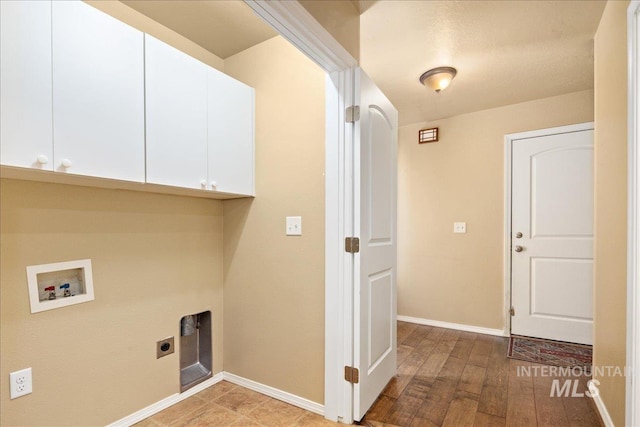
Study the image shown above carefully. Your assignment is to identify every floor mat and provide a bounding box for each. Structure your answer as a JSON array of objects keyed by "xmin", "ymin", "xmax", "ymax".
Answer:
[{"xmin": 507, "ymin": 335, "xmax": 592, "ymax": 367}]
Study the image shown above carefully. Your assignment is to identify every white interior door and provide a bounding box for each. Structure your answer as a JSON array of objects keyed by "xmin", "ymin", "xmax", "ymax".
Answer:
[
  {"xmin": 511, "ymin": 126, "xmax": 594, "ymax": 345},
  {"xmin": 353, "ymin": 68, "xmax": 398, "ymax": 420}
]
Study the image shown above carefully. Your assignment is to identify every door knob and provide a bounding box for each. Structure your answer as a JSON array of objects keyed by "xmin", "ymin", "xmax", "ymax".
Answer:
[
  {"xmin": 61, "ymin": 159, "xmax": 72, "ymax": 168},
  {"xmin": 210, "ymin": 181, "xmax": 217, "ymax": 189},
  {"xmin": 514, "ymin": 245, "xmax": 524, "ymax": 252},
  {"xmin": 36, "ymin": 155, "xmax": 49, "ymax": 165},
  {"xmin": 200, "ymin": 180, "xmax": 207, "ymax": 187},
  {"xmin": 515, "ymin": 232, "xmax": 523, "ymax": 238}
]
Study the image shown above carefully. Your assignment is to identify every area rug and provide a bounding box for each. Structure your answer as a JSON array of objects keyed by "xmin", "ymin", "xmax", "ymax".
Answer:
[{"xmin": 507, "ymin": 335, "xmax": 592, "ymax": 368}]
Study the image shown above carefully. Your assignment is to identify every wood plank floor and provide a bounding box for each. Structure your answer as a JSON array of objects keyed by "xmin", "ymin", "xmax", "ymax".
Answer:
[
  {"xmin": 138, "ymin": 321, "xmax": 603, "ymax": 426},
  {"xmin": 359, "ymin": 322, "xmax": 604, "ymax": 427}
]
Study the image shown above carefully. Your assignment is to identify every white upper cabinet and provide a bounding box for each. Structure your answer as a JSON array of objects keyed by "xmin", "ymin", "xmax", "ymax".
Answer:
[
  {"xmin": 1, "ymin": 3, "xmax": 254, "ymax": 198},
  {"xmin": 208, "ymin": 69, "xmax": 255, "ymax": 196},
  {"xmin": 0, "ymin": 1, "xmax": 53, "ymax": 170},
  {"xmin": 145, "ymin": 35, "xmax": 208, "ymax": 190},
  {"xmin": 52, "ymin": 1, "xmax": 145, "ymax": 181}
]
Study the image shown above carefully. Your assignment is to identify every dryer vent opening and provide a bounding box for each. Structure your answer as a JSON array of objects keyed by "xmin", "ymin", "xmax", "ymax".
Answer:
[{"xmin": 180, "ymin": 311, "xmax": 212, "ymax": 392}]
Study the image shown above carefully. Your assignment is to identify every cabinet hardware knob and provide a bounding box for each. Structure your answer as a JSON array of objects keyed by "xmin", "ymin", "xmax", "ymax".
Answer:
[
  {"xmin": 36, "ymin": 155, "xmax": 49, "ymax": 165},
  {"xmin": 61, "ymin": 159, "xmax": 72, "ymax": 168},
  {"xmin": 514, "ymin": 245, "xmax": 524, "ymax": 252},
  {"xmin": 200, "ymin": 180, "xmax": 207, "ymax": 187},
  {"xmin": 210, "ymin": 181, "xmax": 217, "ymax": 189},
  {"xmin": 515, "ymin": 232, "xmax": 523, "ymax": 238}
]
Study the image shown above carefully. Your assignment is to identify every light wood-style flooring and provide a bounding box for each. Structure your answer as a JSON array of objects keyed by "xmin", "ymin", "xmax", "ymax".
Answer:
[
  {"xmin": 137, "ymin": 322, "xmax": 603, "ymax": 426},
  {"xmin": 134, "ymin": 381, "xmax": 338, "ymax": 427}
]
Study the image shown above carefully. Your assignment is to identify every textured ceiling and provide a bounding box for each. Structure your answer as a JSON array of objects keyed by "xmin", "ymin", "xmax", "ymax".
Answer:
[
  {"xmin": 122, "ymin": 0, "xmax": 605, "ymax": 126},
  {"xmin": 121, "ymin": 0, "xmax": 278, "ymax": 59},
  {"xmin": 360, "ymin": 0, "xmax": 606, "ymax": 125}
]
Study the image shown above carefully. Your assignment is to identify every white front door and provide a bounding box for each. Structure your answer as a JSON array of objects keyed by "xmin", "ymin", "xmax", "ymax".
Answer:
[
  {"xmin": 510, "ymin": 124, "xmax": 594, "ymax": 345},
  {"xmin": 353, "ymin": 68, "xmax": 398, "ymax": 420}
]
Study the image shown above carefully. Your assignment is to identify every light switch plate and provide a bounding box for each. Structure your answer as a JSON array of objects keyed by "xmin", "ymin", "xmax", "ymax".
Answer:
[
  {"xmin": 286, "ymin": 216, "xmax": 302, "ymax": 236},
  {"xmin": 453, "ymin": 222, "xmax": 467, "ymax": 233}
]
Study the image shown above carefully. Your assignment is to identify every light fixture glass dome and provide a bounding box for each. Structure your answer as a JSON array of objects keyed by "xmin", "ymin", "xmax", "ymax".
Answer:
[{"xmin": 419, "ymin": 67, "xmax": 457, "ymax": 93}]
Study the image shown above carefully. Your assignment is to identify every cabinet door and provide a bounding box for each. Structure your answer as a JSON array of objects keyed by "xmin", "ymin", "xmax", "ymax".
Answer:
[
  {"xmin": 52, "ymin": 1, "xmax": 144, "ymax": 181},
  {"xmin": 0, "ymin": 1, "xmax": 53, "ymax": 170},
  {"xmin": 208, "ymin": 69, "xmax": 255, "ymax": 195},
  {"xmin": 145, "ymin": 35, "xmax": 208, "ymax": 190}
]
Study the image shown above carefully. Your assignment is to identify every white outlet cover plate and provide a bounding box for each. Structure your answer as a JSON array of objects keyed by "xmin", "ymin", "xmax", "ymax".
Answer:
[
  {"xmin": 286, "ymin": 216, "xmax": 302, "ymax": 236},
  {"xmin": 10, "ymin": 367, "xmax": 33, "ymax": 399},
  {"xmin": 453, "ymin": 222, "xmax": 467, "ymax": 233}
]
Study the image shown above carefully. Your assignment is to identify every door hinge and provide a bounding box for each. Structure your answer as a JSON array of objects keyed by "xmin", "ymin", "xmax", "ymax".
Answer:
[
  {"xmin": 344, "ymin": 366, "xmax": 360, "ymax": 384},
  {"xmin": 346, "ymin": 105, "xmax": 360, "ymax": 123},
  {"xmin": 345, "ymin": 237, "xmax": 360, "ymax": 253},
  {"xmin": 510, "ymin": 307, "xmax": 515, "ymax": 316}
]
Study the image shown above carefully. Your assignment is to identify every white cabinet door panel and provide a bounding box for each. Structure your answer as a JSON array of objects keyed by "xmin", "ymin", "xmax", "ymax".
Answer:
[
  {"xmin": 207, "ymin": 69, "xmax": 255, "ymax": 195},
  {"xmin": 52, "ymin": 1, "xmax": 144, "ymax": 181},
  {"xmin": 0, "ymin": 1, "xmax": 53, "ymax": 170},
  {"xmin": 145, "ymin": 35, "xmax": 208, "ymax": 190}
]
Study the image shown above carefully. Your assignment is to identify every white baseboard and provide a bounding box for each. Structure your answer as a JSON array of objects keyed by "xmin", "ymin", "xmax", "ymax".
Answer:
[
  {"xmin": 223, "ymin": 372, "xmax": 324, "ymax": 416},
  {"xmin": 107, "ymin": 371, "xmax": 324, "ymax": 426},
  {"xmin": 107, "ymin": 373, "xmax": 224, "ymax": 427},
  {"xmin": 398, "ymin": 315, "xmax": 507, "ymax": 337},
  {"xmin": 588, "ymin": 382, "xmax": 614, "ymax": 427}
]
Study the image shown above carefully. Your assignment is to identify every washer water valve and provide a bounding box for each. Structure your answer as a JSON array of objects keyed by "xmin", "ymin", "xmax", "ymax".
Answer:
[
  {"xmin": 44, "ymin": 286, "xmax": 56, "ymax": 300},
  {"xmin": 60, "ymin": 283, "xmax": 71, "ymax": 297}
]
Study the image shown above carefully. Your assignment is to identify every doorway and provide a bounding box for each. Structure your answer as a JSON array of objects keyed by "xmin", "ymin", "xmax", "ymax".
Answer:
[{"xmin": 242, "ymin": 2, "xmax": 401, "ymax": 423}]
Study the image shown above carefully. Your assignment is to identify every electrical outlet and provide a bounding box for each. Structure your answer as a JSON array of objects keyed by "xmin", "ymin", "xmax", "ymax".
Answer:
[
  {"xmin": 156, "ymin": 336, "xmax": 175, "ymax": 359},
  {"xmin": 10, "ymin": 368, "xmax": 32, "ymax": 399}
]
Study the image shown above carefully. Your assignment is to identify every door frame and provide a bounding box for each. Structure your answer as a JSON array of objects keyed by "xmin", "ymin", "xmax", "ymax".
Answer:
[
  {"xmin": 627, "ymin": 2, "xmax": 640, "ymax": 425},
  {"xmin": 243, "ymin": 1, "xmax": 357, "ymax": 423},
  {"xmin": 503, "ymin": 122, "xmax": 595, "ymax": 338}
]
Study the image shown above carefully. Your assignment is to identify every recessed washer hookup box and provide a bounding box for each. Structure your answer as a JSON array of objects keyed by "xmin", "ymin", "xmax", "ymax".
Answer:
[{"xmin": 26, "ymin": 259, "xmax": 94, "ymax": 313}]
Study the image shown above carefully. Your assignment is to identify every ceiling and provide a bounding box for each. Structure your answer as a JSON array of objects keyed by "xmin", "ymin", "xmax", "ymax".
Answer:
[
  {"xmin": 121, "ymin": 0, "xmax": 606, "ymax": 126},
  {"xmin": 359, "ymin": 1, "xmax": 606, "ymax": 125},
  {"xmin": 121, "ymin": 0, "xmax": 278, "ymax": 59}
]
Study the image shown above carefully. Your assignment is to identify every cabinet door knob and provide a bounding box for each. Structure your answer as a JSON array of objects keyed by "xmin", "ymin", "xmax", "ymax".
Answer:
[
  {"xmin": 36, "ymin": 155, "xmax": 49, "ymax": 165},
  {"xmin": 200, "ymin": 180, "xmax": 207, "ymax": 187},
  {"xmin": 514, "ymin": 245, "xmax": 524, "ymax": 252},
  {"xmin": 61, "ymin": 159, "xmax": 72, "ymax": 168},
  {"xmin": 210, "ymin": 181, "xmax": 217, "ymax": 189}
]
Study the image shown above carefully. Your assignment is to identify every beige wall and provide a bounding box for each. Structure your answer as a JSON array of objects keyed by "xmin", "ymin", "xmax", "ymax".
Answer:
[
  {"xmin": 0, "ymin": 180, "xmax": 224, "ymax": 426},
  {"xmin": 299, "ymin": 0, "xmax": 360, "ymax": 61},
  {"xmin": 0, "ymin": 3, "xmax": 325, "ymax": 423},
  {"xmin": 87, "ymin": 0, "xmax": 225, "ymax": 71},
  {"xmin": 593, "ymin": 1, "xmax": 629, "ymax": 424},
  {"xmin": 222, "ymin": 36, "xmax": 326, "ymax": 404},
  {"xmin": 398, "ymin": 90, "xmax": 594, "ymax": 329},
  {"xmin": 0, "ymin": 7, "xmax": 230, "ymax": 424}
]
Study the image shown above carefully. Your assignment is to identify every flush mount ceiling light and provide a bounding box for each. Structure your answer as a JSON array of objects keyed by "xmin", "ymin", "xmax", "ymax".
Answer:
[{"xmin": 419, "ymin": 66, "xmax": 457, "ymax": 93}]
